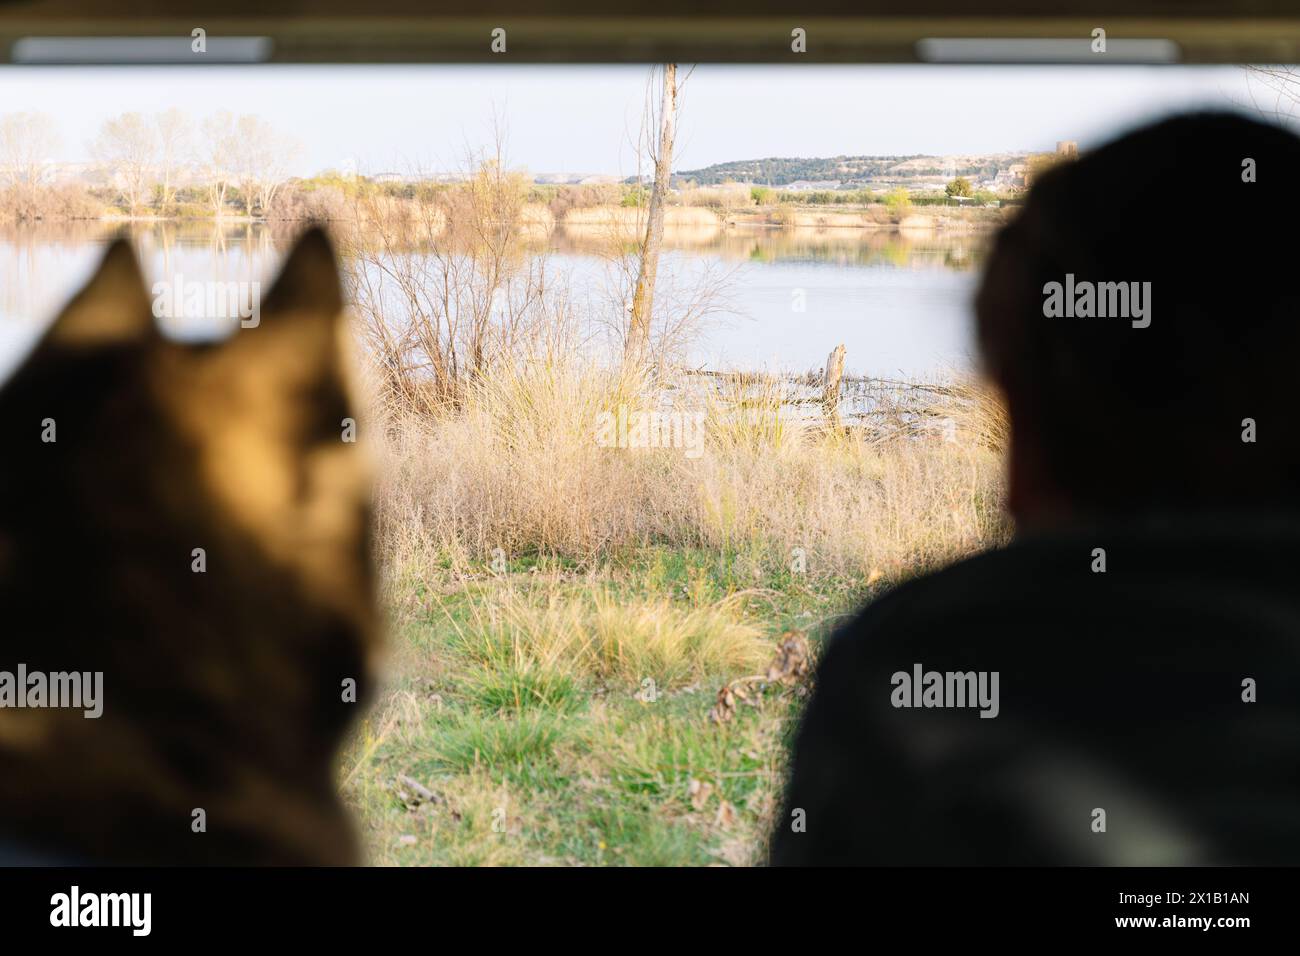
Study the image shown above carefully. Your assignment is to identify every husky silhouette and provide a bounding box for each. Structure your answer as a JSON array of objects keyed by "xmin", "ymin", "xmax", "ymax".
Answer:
[{"xmin": 0, "ymin": 227, "xmax": 379, "ymax": 865}]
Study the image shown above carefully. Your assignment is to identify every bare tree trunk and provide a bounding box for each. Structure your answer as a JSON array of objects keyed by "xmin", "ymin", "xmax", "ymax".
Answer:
[
  {"xmin": 626, "ymin": 63, "xmax": 677, "ymax": 366},
  {"xmin": 208, "ymin": 179, "xmax": 228, "ymax": 219}
]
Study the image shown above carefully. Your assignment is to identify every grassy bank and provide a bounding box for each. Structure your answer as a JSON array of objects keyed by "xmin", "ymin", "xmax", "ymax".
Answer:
[{"xmin": 341, "ymin": 359, "xmax": 1009, "ymax": 865}]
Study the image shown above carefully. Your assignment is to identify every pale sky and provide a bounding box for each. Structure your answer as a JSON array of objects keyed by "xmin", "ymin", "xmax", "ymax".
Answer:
[{"xmin": 0, "ymin": 63, "xmax": 1283, "ymax": 177}]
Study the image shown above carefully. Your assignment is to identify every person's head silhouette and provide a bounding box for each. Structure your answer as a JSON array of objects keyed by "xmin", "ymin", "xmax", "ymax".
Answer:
[{"xmin": 976, "ymin": 112, "xmax": 1300, "ymax": 528}]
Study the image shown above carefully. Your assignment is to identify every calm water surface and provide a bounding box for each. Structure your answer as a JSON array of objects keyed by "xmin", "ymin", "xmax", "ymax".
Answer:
[{"xmin": 0, "ymin": 220, "xmax": 988, "ymax": 382}]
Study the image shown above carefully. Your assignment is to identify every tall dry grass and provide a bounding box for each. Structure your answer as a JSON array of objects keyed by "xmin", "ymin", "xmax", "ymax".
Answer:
[{"xmin": 371, "ymin": 355, "xmax": 1010, "ymax": 590}]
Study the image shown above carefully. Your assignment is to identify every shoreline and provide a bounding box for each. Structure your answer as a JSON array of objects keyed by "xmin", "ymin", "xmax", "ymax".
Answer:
[{"xmin": 6, "ymin": 201, "xmax": 1012, "ymax": 233}]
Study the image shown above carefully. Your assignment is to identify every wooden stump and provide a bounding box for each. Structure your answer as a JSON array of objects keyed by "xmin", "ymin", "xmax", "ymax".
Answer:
[{"xmin": 822, "ymin": 343, "xmax": 846, "ymax": 426}]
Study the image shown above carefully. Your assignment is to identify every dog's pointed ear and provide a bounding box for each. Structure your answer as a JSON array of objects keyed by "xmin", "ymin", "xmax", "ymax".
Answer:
[
  {"xmin": 215, "ymin": 225, "xmax": 350, "ymax": 405},
  {"xmin": 46, "ymin": 237, "xmax": 154, "ymax": 347},
  {"xmin": 261, "ymin": 226, "xmax": 344, "ymax": 331},
  {"xmin": 223, "ymin": 225, "xmax": 347, "ymax": 379}
]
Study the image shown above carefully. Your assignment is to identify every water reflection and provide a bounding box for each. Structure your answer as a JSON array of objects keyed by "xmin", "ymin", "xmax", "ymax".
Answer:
[{"xmin": 0, "ymin": 219, "xmax": 989, "ymax": 378}]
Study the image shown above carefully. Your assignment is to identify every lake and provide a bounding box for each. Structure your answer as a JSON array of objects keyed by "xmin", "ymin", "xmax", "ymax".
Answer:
[{"xmin": 0, "ymin": 220, "xmax": 988, "ymax": 383}]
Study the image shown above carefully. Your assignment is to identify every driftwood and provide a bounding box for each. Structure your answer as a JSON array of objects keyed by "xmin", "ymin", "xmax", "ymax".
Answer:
[{"xmin": 395, "ymin": 774, "xmax": 442, "ymax": 807}]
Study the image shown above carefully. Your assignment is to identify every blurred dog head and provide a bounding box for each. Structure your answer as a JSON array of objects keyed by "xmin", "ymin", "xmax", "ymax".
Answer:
[{"xmin": 0, "ymin": 227, "xmax": 378, "ymax": 864}]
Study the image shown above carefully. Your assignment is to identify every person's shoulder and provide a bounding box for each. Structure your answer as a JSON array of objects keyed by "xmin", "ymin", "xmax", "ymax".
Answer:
[{"xmin": 817, "ymin": 536, "xmax": 1074, "ymax": 672}]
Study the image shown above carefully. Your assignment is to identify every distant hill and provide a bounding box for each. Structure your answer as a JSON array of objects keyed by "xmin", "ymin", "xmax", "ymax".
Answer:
[{"xmin": 672, "ymin": 153, "xmax": 1030, "ymax": 187}]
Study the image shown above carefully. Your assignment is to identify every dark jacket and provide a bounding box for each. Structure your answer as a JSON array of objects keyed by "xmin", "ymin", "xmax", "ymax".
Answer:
[{"xmin": 771, "ymin": 512, "xmax": 1300, "ymax": 865}]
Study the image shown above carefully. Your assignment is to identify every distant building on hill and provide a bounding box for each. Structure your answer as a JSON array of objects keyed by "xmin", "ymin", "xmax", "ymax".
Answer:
[{"xmin": 994, "ymin": 163, "xmax": 1027, "ymax": 189}]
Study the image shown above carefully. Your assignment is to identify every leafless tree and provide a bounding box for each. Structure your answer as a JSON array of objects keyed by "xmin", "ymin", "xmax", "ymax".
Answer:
[
  {"xmin": 231, "ymin": 114, "xmax": 301, "ymax": 217},
  {"xmin": 597, "ymin": 64, "xmax": 732, "ymax": 371},
  {"xmin": 0, "ymin": 112, "xmax": 61, "ymax": 189},
  {"xmin": 345, "ymin": 132, "xmax": 579, "ymax": 413},
  {"xmin": 594, "ymin": 229, "xmax": 736, "ymax": 373},
  {"xmin": 626, "ymin": 64, "xmax": 678, "ymax": 365},
  {"xmin": 155, "ymin": 108, "xmax": 191, "ymax": 210},
  {"xmin": 199, "ymin": 111, "xmax": 238, "ymax": 218},
  {"xmin": 92, "ymin": 112, "xmax": 157, "ymax": 215}
]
